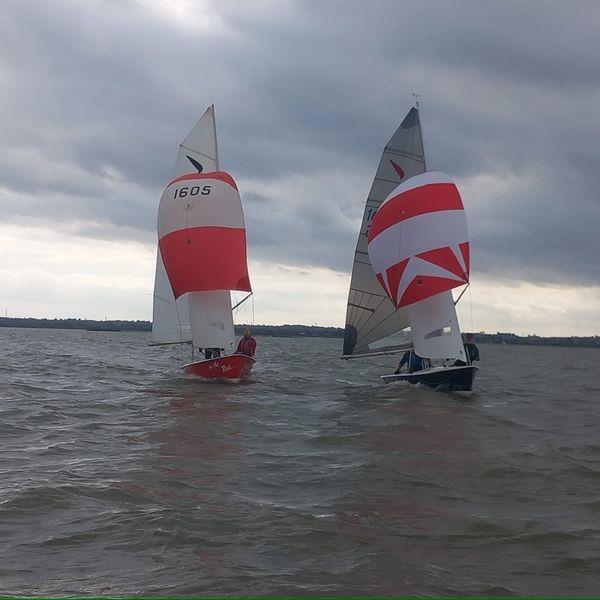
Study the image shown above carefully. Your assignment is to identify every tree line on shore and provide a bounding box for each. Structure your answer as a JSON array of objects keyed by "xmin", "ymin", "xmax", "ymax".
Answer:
[{"xmin": 0, "ymin": 317, "xmax": 598, "ymax": 347}]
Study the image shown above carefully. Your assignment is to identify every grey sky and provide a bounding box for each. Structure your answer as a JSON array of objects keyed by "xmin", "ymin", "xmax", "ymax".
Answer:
[{"xmin": 1, "ymin": 0, "xmax": 599, "ymax": 291}]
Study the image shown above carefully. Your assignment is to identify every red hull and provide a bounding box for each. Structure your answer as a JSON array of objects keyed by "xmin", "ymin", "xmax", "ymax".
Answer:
[{"xmin": 182, "ymin": 354, "xmax": 255, "ymax": 380}]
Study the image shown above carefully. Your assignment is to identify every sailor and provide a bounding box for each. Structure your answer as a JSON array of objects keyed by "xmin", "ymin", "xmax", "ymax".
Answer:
[
  {"xmin": 204, "ymin": 348, "xmax": 221, "ymax": 359},
  {"xmin": 454, "ymin": 333, "xmax": 480, "ymax": 366},
  {"xmin": 464, "ymin": 333, "xmax": 480, "ymax": 363},
  {"xmin": 395, "ymin": 350, "xmax": 424, "ymax": 374},
  {"xmin": 236, "ymin": 327, "xmax": 257, "ymax": 357}
]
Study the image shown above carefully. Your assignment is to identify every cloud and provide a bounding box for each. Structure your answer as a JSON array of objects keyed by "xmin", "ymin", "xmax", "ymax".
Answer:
[
  {"xmin": 0, "ymin": 223, "xmax": 155, "ymax": 320},
  {"xmin": 456, "ymin": 276, "xmax": 600, "ymax": 337},
  {"xmin": 1, "ymin": 0, "xmax": 599, "ymax": 331},
  {"xmin": 0, "ymin": 221, "xmax": 350, "ymax": 327}
]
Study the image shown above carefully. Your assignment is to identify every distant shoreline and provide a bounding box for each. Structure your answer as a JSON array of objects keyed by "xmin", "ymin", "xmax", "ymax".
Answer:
[{"xmin": 1, "ymin": 317, "xmax": 598, "ymax": 348}]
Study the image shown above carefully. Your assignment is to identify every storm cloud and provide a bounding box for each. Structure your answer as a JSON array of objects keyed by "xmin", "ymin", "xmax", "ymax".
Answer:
[{"xmin": 1, "ymin": 0, "xmax": 599, "ymax": 289}]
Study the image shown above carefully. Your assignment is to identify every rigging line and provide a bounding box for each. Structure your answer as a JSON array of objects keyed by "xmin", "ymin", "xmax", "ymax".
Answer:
[
  {"xmin": 212, "ymin": 103, "xmax": 220, "ymax": 170},
  {"xmin": 356, "ymin": 303, "xmax": 378, "ymax": 331},
  {"xmin": 243, "ymin": 294, "xmax": 250, "ymax": 327},
  {"xmin": 232, "ymin": 293, "xmax": 252, "ymax": 312},
  {"xmin": 174, "ymin": 297, "xmax": 184, "ymax": 363},
  {"xmin": 354, "ymin": 296, "xmax": 390, "ymax": 340},
  {"xmin": 152, "ymin": 293, "xmax": 175, "ymax": 304},
  {"xmin": 360, "ymin": 307, "xmax": 410, "ymax": 344},
  {"xmin": 414, "ymin": 93, "xmax": 428, "ymax": 170},
  {"xmin": 355, "ymin": 291, "xmax": 375, "ymax": 329},
  {"xmin": 384, "ymin": 148, "xmax": 426, "ymax": 162},
  {"xmin": 453, "ymin": 283, "xmax": 470, "ymax": 306},
  {"xmin": 179, "ymin": 145, "xmax": 216, "ymax": 163},
  {"xmin": 353, "ymin": 290, "xmax": 376, "ymax": 328},
  {"xmin": 347, "ymin": 302, "xmax": 376, "ymax": 313},
  {"xmin": 469, "ymin": 284, "xmax": 474, "ymax": 332}
]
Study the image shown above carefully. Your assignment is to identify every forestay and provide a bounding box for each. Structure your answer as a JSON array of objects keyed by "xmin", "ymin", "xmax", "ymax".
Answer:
[{"xmin": 343, "ymin": 107, "xmax": 426, "ymax": 357}]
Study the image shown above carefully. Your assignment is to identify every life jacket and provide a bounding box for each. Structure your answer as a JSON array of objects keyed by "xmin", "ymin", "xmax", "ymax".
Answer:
[{"xmin": 237, "ymin": 336, "xmax": 256, "ymax": 357}]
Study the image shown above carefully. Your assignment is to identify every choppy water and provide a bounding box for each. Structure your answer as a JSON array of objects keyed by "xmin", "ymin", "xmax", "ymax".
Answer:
[{"xmin": 1, "ymin": 327, "xmax": 599, "ymax": 596}]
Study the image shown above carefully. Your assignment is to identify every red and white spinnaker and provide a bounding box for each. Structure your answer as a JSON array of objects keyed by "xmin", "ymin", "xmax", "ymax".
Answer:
[
  {"xmin": 158, "ymin": 172, "xmax": 251, "ymax": 300},
  {"xmin": 367, "ymin": 172, "xmax": 469, "ymax": 360}
]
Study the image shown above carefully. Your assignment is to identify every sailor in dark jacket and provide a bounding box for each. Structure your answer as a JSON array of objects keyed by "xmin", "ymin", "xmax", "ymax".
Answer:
[
  {"xmin": 464, "ymin": 333, "xmax": 480, "ymax": 364},
  {"xmin": 454, "ymin": 333, "xmax": 480, "ymax": 366}
]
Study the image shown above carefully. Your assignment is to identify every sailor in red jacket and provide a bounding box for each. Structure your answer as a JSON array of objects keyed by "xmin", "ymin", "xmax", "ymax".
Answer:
[{"xmin": 236, "ymin": 327, "xmax": 257, "ymax": 357}]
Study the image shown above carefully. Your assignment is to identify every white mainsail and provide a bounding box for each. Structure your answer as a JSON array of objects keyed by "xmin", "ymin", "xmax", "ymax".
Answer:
[
  {"xmin": 151, "ymin": 105, "xmax": 236, "ymax": 351},
  {"xmin": 343, "ymin": 106, "xmax": 426, "ymax": 357},
  {"xmin": 151, "ymin": 253, "xmax": 192, "ymax": 344},
  {"xmin": 409, "ymin": 292, "xmax": 465, "ymax": 360},
  {"xmin": 189, "ymin": 291, "xmax": 235, "ymax": 351}
]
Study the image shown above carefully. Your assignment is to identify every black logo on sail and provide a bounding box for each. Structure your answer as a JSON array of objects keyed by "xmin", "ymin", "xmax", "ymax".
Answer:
[{"xmin": 186, "ymin": 155, "xmax": 203, "ymax": 173}]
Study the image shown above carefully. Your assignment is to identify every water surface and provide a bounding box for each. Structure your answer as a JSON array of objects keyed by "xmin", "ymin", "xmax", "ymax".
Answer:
[{"xmin": 1, "ymin": 328, "xmax": 599, "ymax": 595}]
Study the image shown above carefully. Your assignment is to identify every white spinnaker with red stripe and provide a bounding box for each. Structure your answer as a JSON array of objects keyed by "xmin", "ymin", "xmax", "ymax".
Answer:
[
  {"xmin": 152, "ymin": 105, "xmax": 231, "ymax": 348},
  {"xmin": 367, "ymin": 171, "xmax": 469, "ymax": 361},
  {"xmin": 157, "ymin": 171, "xmax": 251, "ymax": 350}
]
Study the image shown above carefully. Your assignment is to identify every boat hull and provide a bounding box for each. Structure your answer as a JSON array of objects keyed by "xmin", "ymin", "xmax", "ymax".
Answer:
[
  {"xmin": 381, "ymin": 365, "xmax": 478, "ymax": 392},
  {"xmin": 182, "ymin": 354, "xmax": 255, "ymax": 381}
]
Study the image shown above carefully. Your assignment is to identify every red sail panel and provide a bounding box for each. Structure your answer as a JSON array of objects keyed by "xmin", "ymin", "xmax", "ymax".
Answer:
[
  {"xmin": 367, "ymin": 182, "xmax": 463, "ymax": 243},
  {"xmin": 385, "ymin": 257, "xmax": 410, "ymax": 306},
  {"xmin": 416, "ymin": 246, "xmax": 468, "ymax": 280},
  {"xmin": 159, "ymin": 226, "xmax": 251, "ymax": 299},
  {"xmin": 398, "ymin": 274, "xmax": 464, "ymax": 307}
]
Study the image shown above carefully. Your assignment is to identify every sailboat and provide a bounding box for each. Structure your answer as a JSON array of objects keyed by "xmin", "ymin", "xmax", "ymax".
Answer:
[
  {"xmin": 342, "ymin": 105, "xmax": 477, "ymax": 391},
  {"xmin": 151, "ymin": 105, "xmax": 255, "ymax": 381}
]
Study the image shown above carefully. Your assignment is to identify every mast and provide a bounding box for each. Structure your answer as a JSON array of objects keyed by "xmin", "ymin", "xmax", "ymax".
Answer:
[{"xmin": 212, "ymin": 104, "xmax": 220, "ymax": 170}]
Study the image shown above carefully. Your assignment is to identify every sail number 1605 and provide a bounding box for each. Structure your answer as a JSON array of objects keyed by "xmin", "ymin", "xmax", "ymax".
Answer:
[{"xmin": 174, "ymin": 185, "xmax": 211, "ymax": 199}]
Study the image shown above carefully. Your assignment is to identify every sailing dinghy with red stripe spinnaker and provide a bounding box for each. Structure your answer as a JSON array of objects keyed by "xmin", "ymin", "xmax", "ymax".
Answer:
[
  {"xmin": 342, "ymin": 103, "xmax": 477, "ymax": 392},
  {"xmin": 151, "ymin": 105, "xmax": 254, "ymax": 381}
]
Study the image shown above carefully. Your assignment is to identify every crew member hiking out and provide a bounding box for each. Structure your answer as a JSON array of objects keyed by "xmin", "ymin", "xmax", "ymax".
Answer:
[{"xmin": 236, "ymin": 327, "xmax": 257, "ymax": 357}]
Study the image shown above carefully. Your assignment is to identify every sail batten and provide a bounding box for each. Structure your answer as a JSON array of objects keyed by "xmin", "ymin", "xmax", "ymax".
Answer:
[{"xmin": 342, "ymin": 345, "xmax": 413, "ymax": 360}]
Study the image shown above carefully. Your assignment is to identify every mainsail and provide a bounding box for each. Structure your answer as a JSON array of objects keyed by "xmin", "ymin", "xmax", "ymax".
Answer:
[
  {"xmin": 367, "ymin": 172, "xmax": 469, "ymax": 361},
  {"xmin": 343, "ymin": 107, "xmax": 426, "ymax": 357},
  {"xmin": 151, "ymin": 106, "xmax": 251, "ymax": 352}
]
